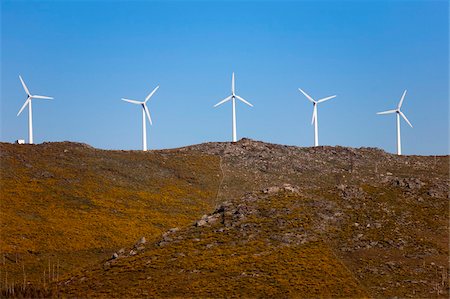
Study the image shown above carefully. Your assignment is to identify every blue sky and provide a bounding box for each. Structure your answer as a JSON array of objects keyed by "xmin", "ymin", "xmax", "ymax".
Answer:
[{"xmin": 1, "ymin": 0, "xmax": 448, "ymax": 155}]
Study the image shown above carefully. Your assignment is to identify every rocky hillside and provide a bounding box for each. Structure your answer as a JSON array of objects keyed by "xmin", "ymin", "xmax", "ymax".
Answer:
[{"xmin": 1, "ymin": 139, "xmax": 449, "ymax": 298}]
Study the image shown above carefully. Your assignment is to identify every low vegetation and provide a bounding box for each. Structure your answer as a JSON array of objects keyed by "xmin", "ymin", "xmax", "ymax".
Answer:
[
  {"xmin": 0, "ymin": 139, "xmax": 448, "ymax": 297},
  {"xmin": 0, "ymin": 142, "xmax": 221, "ymax": 294},
  {"xmin": 58, "ymin": 187, "xmax": 369, "ymax": 298}
]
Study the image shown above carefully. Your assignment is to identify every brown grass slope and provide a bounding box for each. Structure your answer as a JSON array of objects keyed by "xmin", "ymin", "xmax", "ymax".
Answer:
[
  {"xmin": 59, "ymin": 139, "xmax": 448, "ymax": 298},
  {"xmin": 184, "ymin": 139, "xmax": 449, "ymax": 298},
  {"xmin": 1, "ymin": 139, "xmax": 449, "ymax": 298},
  {"xmin": 59, "ymin": 187, "xmax": 369, "ymax": 298},
  {"xmin": 0, "ymin": 142, "xmax": 221, "ymax": 291}
]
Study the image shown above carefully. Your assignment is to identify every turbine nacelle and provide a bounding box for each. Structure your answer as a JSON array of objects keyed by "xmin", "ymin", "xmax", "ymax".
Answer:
[
  {"xmin": 214, "ymin": 73, "xmax": 253, "ymax": 108},
  {"xmin": 298, "ymin": 88, "xmax": 336, "ymax": 125},
  {"xmin": 17, "ymin": 75, "xmax": 54, "ymax": 116},
  {"xmin": 121, "ymin": 85, "xmax": 159, "ymax": 126},
  {"xmin": 376, "ymin": 90, "xmax": 413, "ymax": 128}
]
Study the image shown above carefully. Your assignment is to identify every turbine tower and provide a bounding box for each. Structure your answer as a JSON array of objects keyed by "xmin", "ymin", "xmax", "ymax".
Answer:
[
  {"xmin": 17, "ymin": 75, "xmax": 54, "ymax": 144},
  {"xmin": 377, "ymin": 90, "xmax": 413, "ymax": 155},
  {"xmin": 121, "ymin": 85, "xmax": 159, "ymax": 151},
  {"xmin": 298, "ymin": 88, "xmax": 336, "ymax": 146},
  {"xmin": 214, "ymin": 72, "xmax": 253, "ymax": 142}
]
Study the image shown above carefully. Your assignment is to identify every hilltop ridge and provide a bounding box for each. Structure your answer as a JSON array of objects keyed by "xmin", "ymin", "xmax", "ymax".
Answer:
[{"xmin": 0, "ymin": 139, "xmax": 448, "ymax": 298}]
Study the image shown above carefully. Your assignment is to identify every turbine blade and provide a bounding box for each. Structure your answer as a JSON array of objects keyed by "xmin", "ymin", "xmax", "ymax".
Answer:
[
  {"xmin": 143, "ymin": 104, "xmax": 153, "ymax": 125},
  {"xmin": 398, "ymin": 89, "xmax": 407, "ymax": 109},
  {"xmin": 19, "ymin": 75, "xmax": 31, "ymax": 96},
  {"xmin": 213, "ymin": 95, "xmax": 232, "ymax": 107},
  {"xmin": 32, "ymin": 95, "xmax": 53, "ymax": 100},
  {"xmin": 121, "ymin": 98, "xmax": 143, "ymax": 105},
  {"xmin": 311, "ymin": 105, "xmax": 317, "ymax": 125},
  {"xmin": 235, "ymin": 95, "xmax": 253, "ymax": 107},
  {"xmin": 232, "ymin": 72, "xmax": 235, "ymax": 95},
  {"xmin": 376, "ymin": 109, "xmax": 397, "ymax": 115},
  {"xmin": 399, "ymin": 111, "xmax": 413, "ymax": 128},
  {"xmin": 17, "ymin": 99, "xmax": 30, "ymax": 116},
  {"xmin": 317, "ymin": 95, "xmax": 336, "ymax": 103},
  {"xmin": 145, "ymin": 85, "xmax": 159, "ymax": 102},
  {"xmin": 298, "ymin": 88, "xmax": 315, "ymax": 103}
]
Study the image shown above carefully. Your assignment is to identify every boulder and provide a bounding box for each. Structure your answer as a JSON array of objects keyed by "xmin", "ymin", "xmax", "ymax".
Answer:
[
  {"xmin": 196, "ymin": 219, "xmax": 207, "ymax": 227},
  {"xmin": 263, "ymin": 186, "xmax": 280, "ymax": 194},
  {"xmin": 135, "ymin": 237, "xmax": 146, "ymax": 247}
]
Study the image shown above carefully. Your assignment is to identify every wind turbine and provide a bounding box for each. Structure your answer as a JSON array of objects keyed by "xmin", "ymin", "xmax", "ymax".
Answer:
[
  {"xmin": 214, "ymin": 72, "xmax": 253, "ymax": 142},
  {"xmin": 17, "ymin": 75, "xmax": 54, "ymax": 144},
  {"xmin": 121, "ymin": 85, "xmax": 159, "ymax": 151},
  {"xmin": 298, "ymin": 88, "xmax": 336, "ymax": 147},
  {"xmin": 377, "ymin": 90, "xmax": 413, "ymax": 155}
]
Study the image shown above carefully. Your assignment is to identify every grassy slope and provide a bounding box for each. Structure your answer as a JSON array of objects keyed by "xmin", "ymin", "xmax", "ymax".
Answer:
[
  {"xmin": 59, "ymin": 141, "xmax": 448, "ymax": 298},
  {"xmin": 210, "ymin": 142, "xmax": 449, "ymax": 298},
  {"xmin": 58, "ymin": 191, "xmax": 369, "ymax": 298},
  {"xmin": 1, "ymin": 140, "xmax": 448, "ymax": 298},
  {"xmin": 0, "ymin": 142, "xmax": 221, "ymax": 288}
]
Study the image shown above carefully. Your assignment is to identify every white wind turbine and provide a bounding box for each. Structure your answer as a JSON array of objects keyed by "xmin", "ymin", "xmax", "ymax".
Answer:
[
  {"xmin": 377, "ymin": 90, "xmax": 413, "ymax": 155},
  {"xmin": 17, "ymin": 75, "xmax": 54, "ymax": 144},
  {"xmin": 298, "ymin": 88, "xmax": 336, "ymax": 147},
  {"xmin": 121, "ymin": 85, "xmax": 159, "ymax": 151},
  {"xmin": 214, "ymin": 72, "xmax": 253, "ymax": 142}
]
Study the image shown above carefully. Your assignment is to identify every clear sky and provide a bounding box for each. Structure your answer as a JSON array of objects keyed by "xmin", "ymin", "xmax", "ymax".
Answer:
[{"xmin": 1, "ymin": 0, "xmax": 448, "ymax": 155}]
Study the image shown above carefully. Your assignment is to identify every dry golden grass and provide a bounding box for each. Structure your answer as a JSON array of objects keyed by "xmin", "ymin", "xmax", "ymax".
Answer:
[
  {"xmin": 1, "ymin": 140, "xmax": 448, "ymax": 298},
  {"xmin": 0, "ymin": 142, "xmax": 221, "ymax": 290},
  {"xmin": 58, "ymin": 191, "xmax": 369, "ymax": 298}
]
